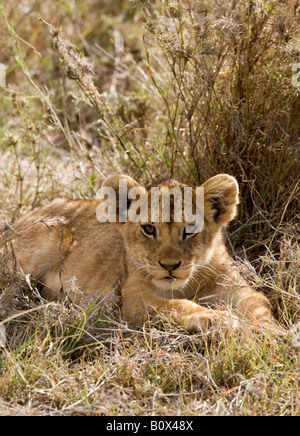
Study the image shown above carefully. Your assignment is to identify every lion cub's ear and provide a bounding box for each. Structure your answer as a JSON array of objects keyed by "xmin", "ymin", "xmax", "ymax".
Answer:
[
  {"xmin": 102, "ymin": 174, "xmax": 142, "ymax": 192},
  {"xmin": 98, "ymin": 174, "xmax": 146, "ymax": 223},
  {"xmin": 202, "ymin": 174, "xmax": 239, "ymax": 226}
]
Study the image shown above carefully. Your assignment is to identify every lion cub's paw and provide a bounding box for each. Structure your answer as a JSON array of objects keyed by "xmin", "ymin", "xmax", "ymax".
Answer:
[{"xmin": 182, "ymin": 309, "xmax": 239, "ymax": 333}]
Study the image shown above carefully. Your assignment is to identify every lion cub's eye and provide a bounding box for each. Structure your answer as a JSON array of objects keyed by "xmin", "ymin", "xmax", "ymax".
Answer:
[
  {"xmin": 141, "ymin": 224, "xmax": 157, "ymax": 239},
  {"xmin": 183, "ymin": 227, "xmax": 197, "ymax": 241}
]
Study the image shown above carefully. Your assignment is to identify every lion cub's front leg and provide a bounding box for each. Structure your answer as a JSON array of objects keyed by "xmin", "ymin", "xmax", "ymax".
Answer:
[
  {"xmin": 195, "ymin": 262, "xmax": 287, "ymax": 335},
  {"xmin": 164, "ymin": 298, "xmax": 232, "ymax": 332},
  {"xmin": 121, "ymin": 279, "xmax": 230, "ymax": 332}
]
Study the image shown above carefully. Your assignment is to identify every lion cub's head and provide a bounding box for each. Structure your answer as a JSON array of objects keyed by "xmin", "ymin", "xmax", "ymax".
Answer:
[{"xmin": 98, "ymin": 174, "xmax": 239, "ymax": 291}]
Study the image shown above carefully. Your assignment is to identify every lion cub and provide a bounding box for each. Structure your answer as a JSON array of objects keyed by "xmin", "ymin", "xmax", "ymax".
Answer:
[{"xmin": 2, "ymin": 174, "xmax": 274, "ymax": 332}]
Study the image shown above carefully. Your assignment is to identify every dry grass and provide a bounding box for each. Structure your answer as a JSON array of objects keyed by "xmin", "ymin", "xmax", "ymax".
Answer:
[{"xmin": 0, "ymin": 0, "xmax": 299, "ymax": 416}]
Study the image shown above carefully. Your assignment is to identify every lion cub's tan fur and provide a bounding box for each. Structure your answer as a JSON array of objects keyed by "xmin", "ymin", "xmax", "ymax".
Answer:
[{"xmin": 1, "ymin": 174, "xmax": 274, "ymax": 331}]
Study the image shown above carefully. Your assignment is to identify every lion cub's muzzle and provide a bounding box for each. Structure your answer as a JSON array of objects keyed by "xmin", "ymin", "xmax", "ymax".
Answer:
[{"xmin": 158, "ymin": 260, "xmax": 191, "ymax": 282}]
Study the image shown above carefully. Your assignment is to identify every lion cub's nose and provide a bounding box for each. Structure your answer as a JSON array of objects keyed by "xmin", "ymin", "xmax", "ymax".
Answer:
[{"xmin": 159, "ymin": 261, "xmax": 181, "ymax": 273}]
